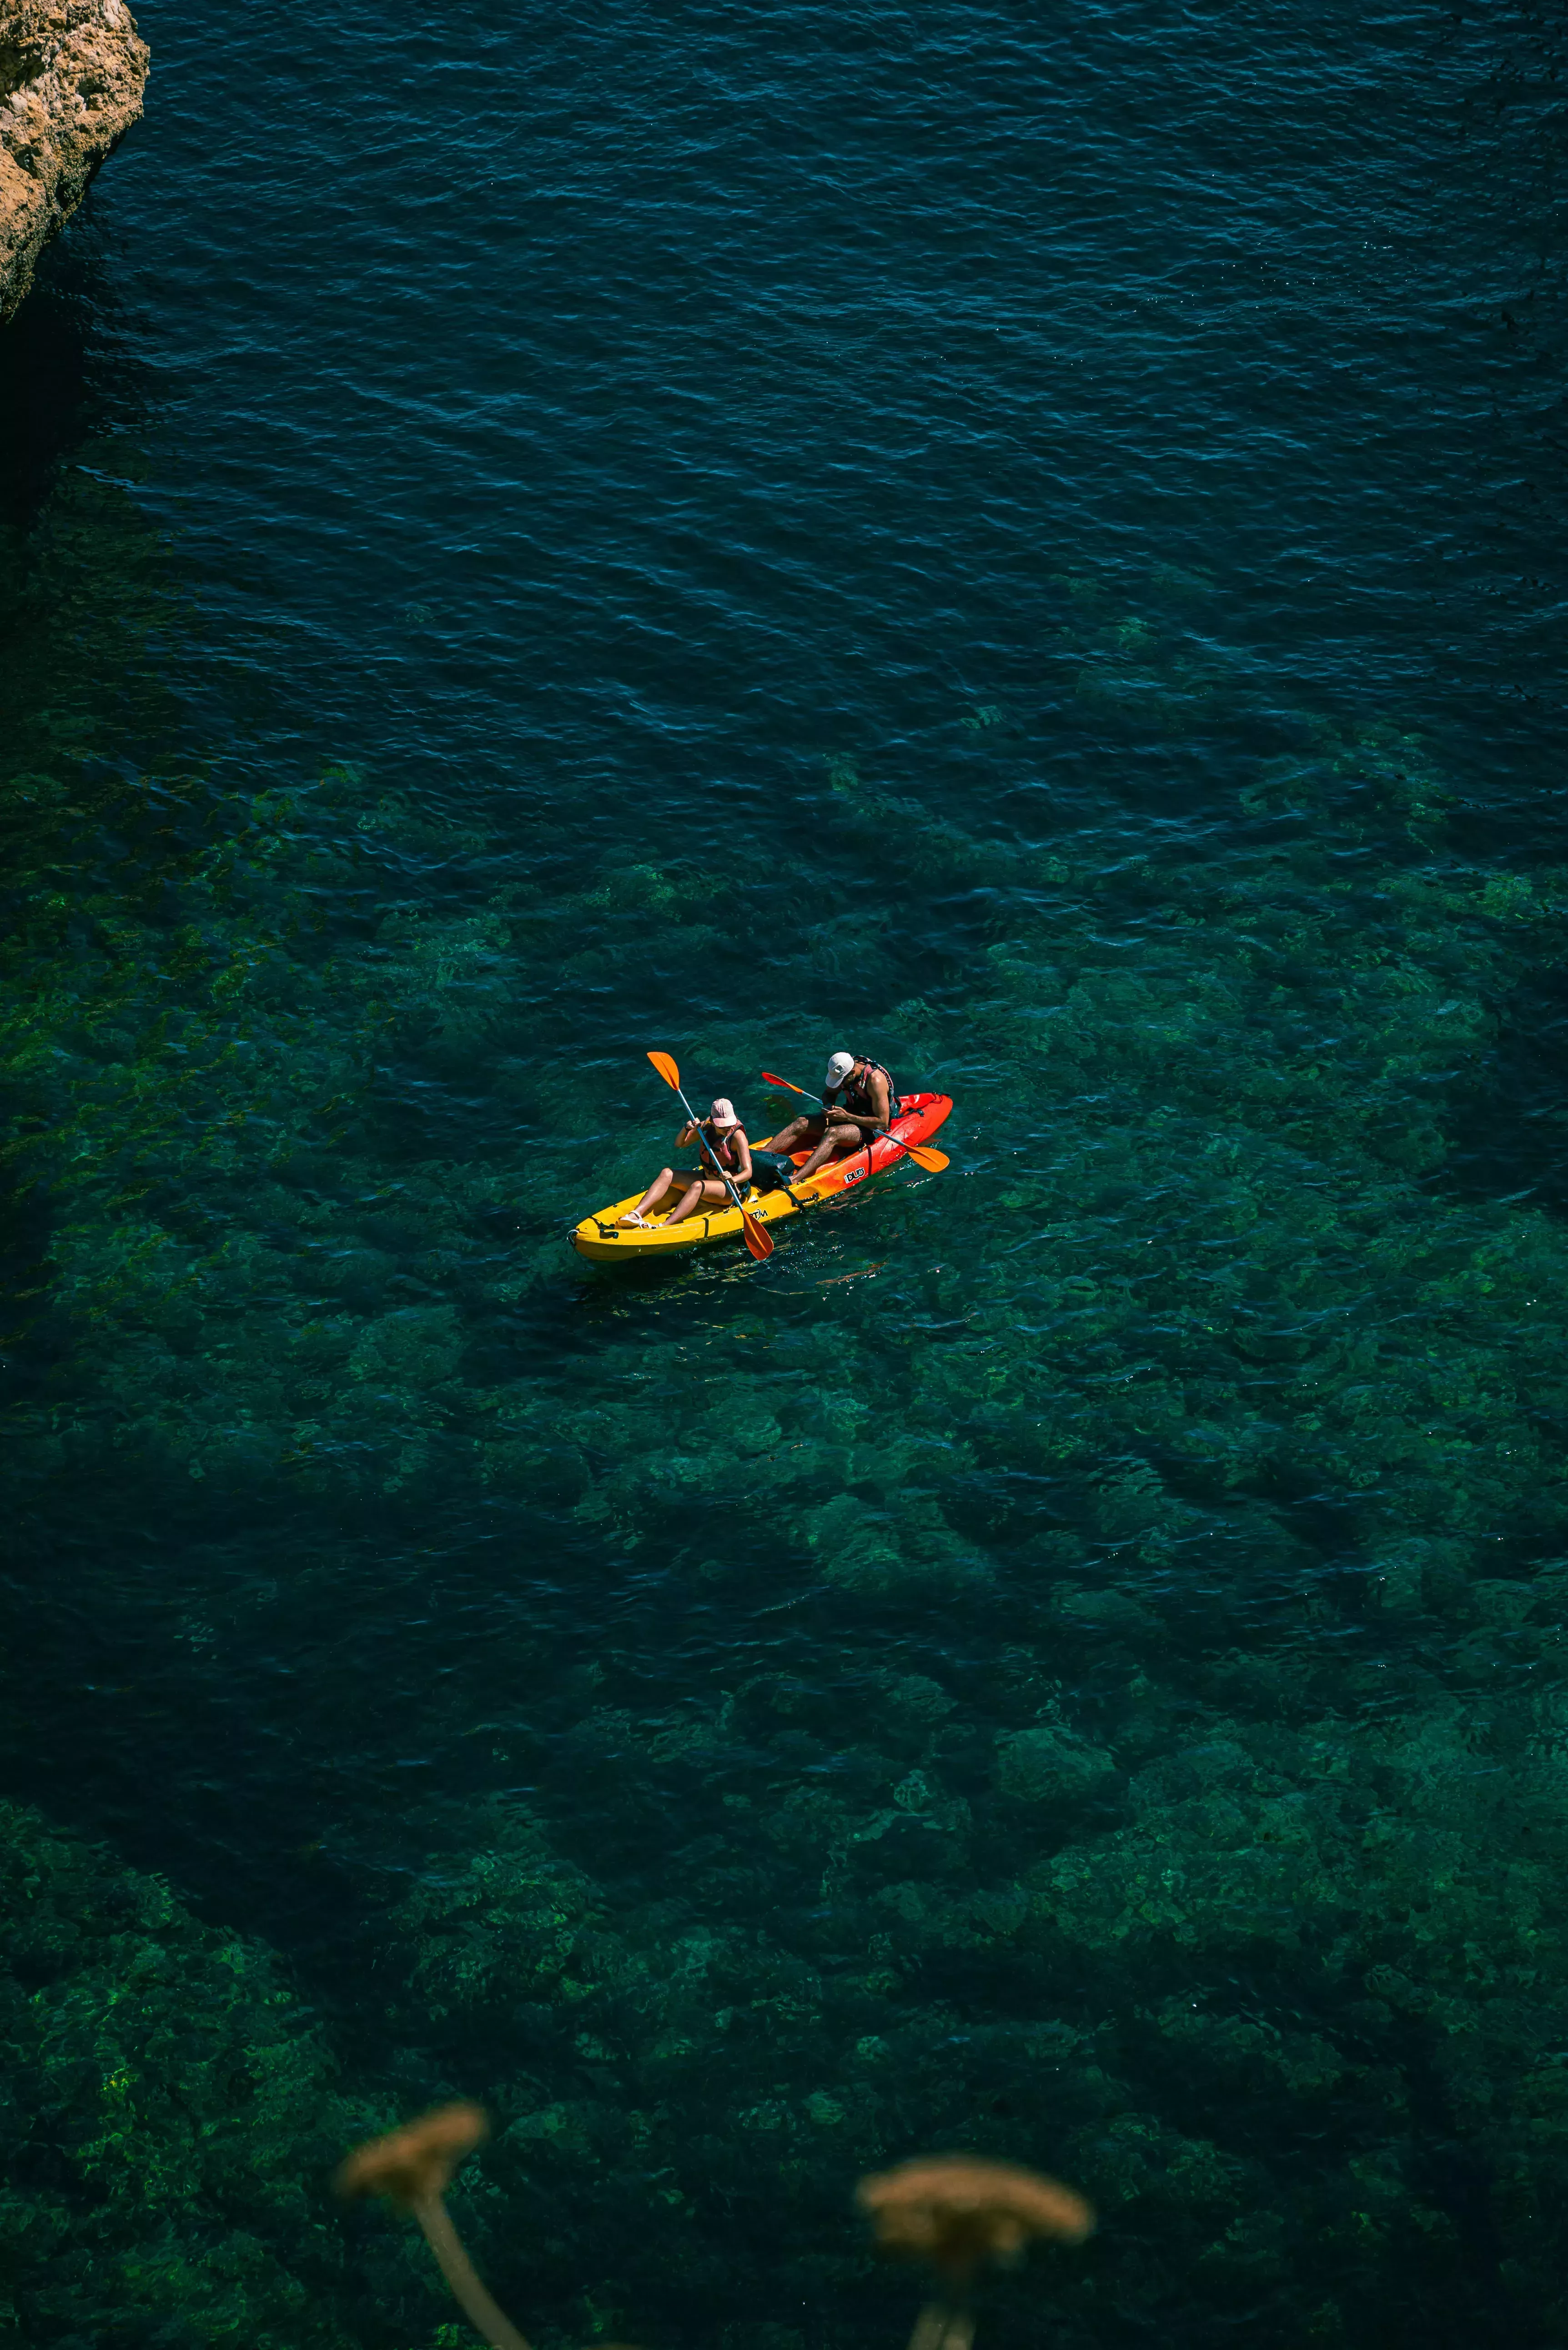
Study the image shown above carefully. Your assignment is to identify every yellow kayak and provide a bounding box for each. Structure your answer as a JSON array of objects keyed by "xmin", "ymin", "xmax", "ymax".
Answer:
[{"xmin": 571, "ymin": 1092, "xmax": 953, "ymax": 1262}]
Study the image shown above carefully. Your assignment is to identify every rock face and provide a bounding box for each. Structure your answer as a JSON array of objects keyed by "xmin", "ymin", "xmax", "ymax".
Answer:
[{"xmin": 0, "ymin": 0, "xmax": 147, "ymax": 321}]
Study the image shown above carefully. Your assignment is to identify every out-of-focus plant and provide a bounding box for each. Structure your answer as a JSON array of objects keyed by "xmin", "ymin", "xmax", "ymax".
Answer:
[
  {"xmin": 339, "ymin": 2112, "xmax": 1093, "ymax": 2350},
  {"xmin": 337, "ymin": 2103, "xmax": 530, "ymax": 2350},
  {"xmin": 858, "ymin": 2154, "xmax": 1095, "ymax": 2350}
]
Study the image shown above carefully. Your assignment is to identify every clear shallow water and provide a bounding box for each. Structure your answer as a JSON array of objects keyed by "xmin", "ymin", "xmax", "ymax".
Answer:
[{"xmin": 4, "ymin": 2, "xmax": 1568, "ymax": 2345}]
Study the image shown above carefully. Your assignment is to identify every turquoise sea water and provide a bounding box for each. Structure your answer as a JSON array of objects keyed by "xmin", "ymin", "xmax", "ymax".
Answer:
[{"xmin": 4, "ymin": 1, "xmax": 1568, "ymax": 2344}]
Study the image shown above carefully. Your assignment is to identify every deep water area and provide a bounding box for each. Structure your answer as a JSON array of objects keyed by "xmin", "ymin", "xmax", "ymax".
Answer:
[{"xmin": 5, "ymin": 1, "xmax": 1568, "ymax": 2345}]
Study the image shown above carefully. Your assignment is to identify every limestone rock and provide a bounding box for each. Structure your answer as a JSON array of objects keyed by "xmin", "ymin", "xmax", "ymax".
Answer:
[{"xmin": 0, "ymin": 0, "xmax": 147, "ymax": 321}]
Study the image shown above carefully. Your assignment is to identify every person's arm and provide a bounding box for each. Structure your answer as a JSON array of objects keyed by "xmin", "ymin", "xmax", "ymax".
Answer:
[{"xmin": 678, "ymin": 1118, "xmax": 699, "ymax": 1146}]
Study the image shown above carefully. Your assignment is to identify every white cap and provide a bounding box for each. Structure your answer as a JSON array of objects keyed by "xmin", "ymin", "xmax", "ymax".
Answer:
[
  {"xmin": 825, "ymin": 1051, "xmax": 856, "ymax": 1088},
  {"xmin": 710, "ymin": 1097, "xmax": 739, "ymax": 1128}
]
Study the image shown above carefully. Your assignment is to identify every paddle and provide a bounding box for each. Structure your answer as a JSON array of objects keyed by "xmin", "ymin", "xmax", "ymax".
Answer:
[
  {"xmin": 760, "ymin": 1070, "xmax": 950, "ymax": 1173},
  {"xmin": 647, "ymin": 1051, "xmax": 774, "ymax": 1261}
]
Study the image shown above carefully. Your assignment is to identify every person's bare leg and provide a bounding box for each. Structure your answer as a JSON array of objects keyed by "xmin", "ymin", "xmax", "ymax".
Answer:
[
  {"xmin": 762, "ymin": 1114, "xmax": 811, "ymax": 1154},
  {"xmin": 796, "ymin": 1120, "xmax": 861, "ymax": 1180},
  {"xmin": 661, "ymin": 1178, "xmax": 718, "ymax": 1227},
  {"xmin": 621, "ymin": 1167, "xmax": 678, "ymax": 1223}
]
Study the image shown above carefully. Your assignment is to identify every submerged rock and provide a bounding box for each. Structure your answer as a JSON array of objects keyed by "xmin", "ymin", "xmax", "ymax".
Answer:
[
  {"xmin": 996, "ymin": 1722, "xmax": 1115, "ymax": 1803},
  {"xmin": 0, "ymin": 0, "xmax": 147, "ymax": 320}
]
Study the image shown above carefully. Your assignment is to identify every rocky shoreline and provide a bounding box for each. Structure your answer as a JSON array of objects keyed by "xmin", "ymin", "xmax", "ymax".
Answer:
[{"xmin": 0, "ymin": 0, "xmax": 146, "ymax": 320}]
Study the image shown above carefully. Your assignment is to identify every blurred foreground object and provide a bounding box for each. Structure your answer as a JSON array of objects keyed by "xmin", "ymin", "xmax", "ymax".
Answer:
[
  {"xmin": 338, "ymin": 2102, "xmax": 531, "ymax": 2350},
  {"xmin": 858, "ymin": 2154, "xmax": 1095, "ymax": 2350},
  {"xmin": 0, "ymin": 0, "xmax": 149, "ymax": 318}
]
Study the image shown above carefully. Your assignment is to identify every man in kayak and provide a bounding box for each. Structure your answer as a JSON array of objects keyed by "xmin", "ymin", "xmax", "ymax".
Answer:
[
  {"xmin": 763, "ymin": 1051, "xmax": 899, "ymax": 1181},
  {"xmin": 618, "ymin": 1099, "xmax": 754, "ymax": 1228}
]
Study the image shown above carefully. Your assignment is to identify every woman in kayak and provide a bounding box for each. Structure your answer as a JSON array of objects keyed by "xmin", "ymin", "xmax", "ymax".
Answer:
[{"xmin": 618, "ymin": 1098, "xmax": 754, "ymax": 1228}]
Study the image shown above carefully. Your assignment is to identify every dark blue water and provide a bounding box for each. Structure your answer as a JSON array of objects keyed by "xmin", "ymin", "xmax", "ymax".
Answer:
[{"xmin": 5, "ymin": 2, "xmax": 1568, "ymax": 2344}]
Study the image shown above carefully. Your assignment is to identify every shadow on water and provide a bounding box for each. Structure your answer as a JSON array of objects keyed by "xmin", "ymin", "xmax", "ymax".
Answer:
[{"xmin": 0, "ymin": 202, "xmax": 117, "ymax": 533}]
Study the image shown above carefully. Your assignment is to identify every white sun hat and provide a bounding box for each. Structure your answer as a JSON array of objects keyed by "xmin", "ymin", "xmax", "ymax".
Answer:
[
  {"xmin": 825, "ymin": 1051, "xmax": 856, "ymax": 1088},
  {"xmin": 710, "ymin": 1097, "xmax": 739, "ymax": 1128}
]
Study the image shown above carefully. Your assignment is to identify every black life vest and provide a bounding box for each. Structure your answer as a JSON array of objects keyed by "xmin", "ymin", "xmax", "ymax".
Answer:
[{"xmin": 833, "ymin": 1058, "xmax": 899, "ymax": 1126}]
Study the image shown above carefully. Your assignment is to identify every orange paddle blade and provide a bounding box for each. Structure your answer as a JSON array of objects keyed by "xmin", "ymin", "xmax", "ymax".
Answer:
[
  {"xmin": 903, "ymin": 1145, "xmax": 950, "ymax": 1171},
  {"xmin": 761, "ymin": 1069, "xmax": 812, "ymax": 1096},
  {"xmin": 647, "ymin": 1049, "xmax": 681, "ymax": 1090},
  {"xmin": 741, "ymin": 1210, "xmax": 774, "ymax": 1261}
]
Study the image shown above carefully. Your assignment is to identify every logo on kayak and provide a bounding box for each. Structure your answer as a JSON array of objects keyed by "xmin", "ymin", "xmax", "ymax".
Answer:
[{"xmin": 845, "ymin": 1167, "xmax": 865, "ymax": 1185}]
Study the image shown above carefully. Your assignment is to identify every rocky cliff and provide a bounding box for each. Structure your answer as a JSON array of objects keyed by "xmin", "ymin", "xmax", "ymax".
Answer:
[{"xmin": 0, "ymin": 0, "xmax": 147, "ymax": 320}]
